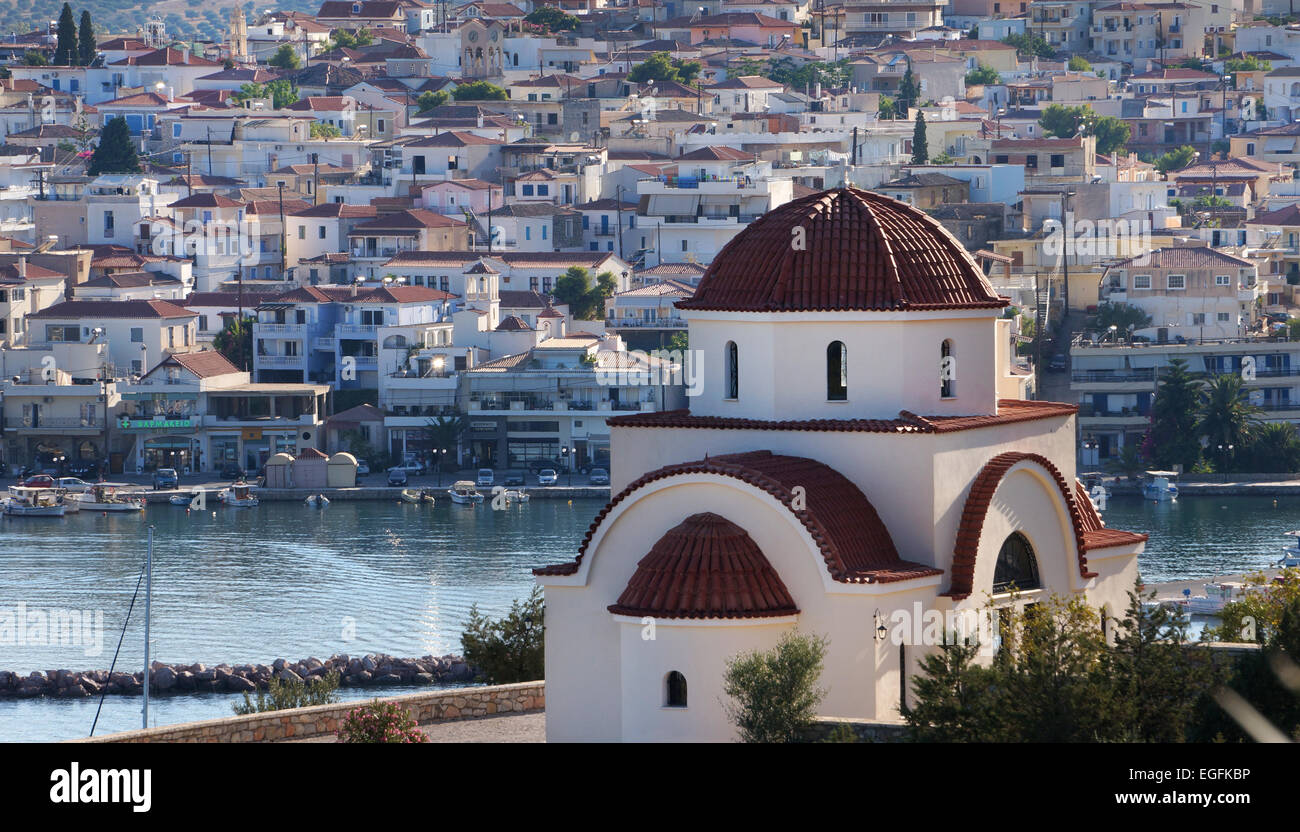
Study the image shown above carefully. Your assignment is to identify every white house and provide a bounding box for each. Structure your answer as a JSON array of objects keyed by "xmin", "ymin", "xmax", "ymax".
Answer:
[{"xmin": 534, "ymin": 187, "xmax": 1146, "ymax": 742}]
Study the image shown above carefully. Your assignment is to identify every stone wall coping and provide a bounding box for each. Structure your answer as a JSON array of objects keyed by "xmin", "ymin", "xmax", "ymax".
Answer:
[{"xmin": 67, "ymin": 681, "xmax": 545, "ymax": 743}]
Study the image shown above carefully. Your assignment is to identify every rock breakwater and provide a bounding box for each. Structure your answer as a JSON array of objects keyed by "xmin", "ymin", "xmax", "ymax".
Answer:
[{"xmin": 0, "ymin": 653, "xmax": 475, "ymax": 699}]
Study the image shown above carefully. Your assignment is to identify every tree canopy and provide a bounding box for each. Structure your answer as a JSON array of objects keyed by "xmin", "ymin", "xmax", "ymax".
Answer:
[
  {"xmin": 54, "ymin": 3, "xmax": 76, "ymax": 66},
  {"xmin": 911, "ymin": 111, "xmax": 929, "ymax": 164},
  {"xmin": 628, "ymin": 51, "xmax": 701, "ymax": 85},
  {"xmin": 965, "ymin": 63, "xmax": 1001, "ymax": 86},
  {"xmin": 524, "ymin": 7, "xmax": 580, "ymax": 32},
  {"xmin": 86, "ymin": 116, "xmax": 140, "ymax": 176},
  {"xmin": 452, "ymin": 80, "xmax": 508, "ymax": 101},
  {"xmin": 553, "ymin": 267, "xmax": 617, "ymax": 320},
  {"xmin": 268, "ymin": 43, "xmax": 300, "ymax": 69},
  {"xmin": 77, "ymin": 10, "xmax": 95, "ymax": 66}
]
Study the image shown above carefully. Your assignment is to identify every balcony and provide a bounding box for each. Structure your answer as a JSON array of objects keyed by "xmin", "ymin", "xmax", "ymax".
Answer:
[
  {"xmin": 608, "ymin": 317, "xmax": 687, "ymax": 329},
  {"xmin": 314, "ymin": 336, "xmax": 337, "ymax": 351},
  {"xmin": 257, "ymin": 354, "xmax": 306, "ymax": 367},
  {"xmin": 256, "ymin": 323, "xmax": 305, "ymax": 336},
  {"xmin": 10, "ymin": 416, "xmax": 105, "ymax": 432},
  {"xmin": 1071, "ymin": 369, "xmax": 1157, "ymax": 383},
  {"xmin": 337, "ymin": 324, "xmax": 380, "ymax": 339},
  {"xmin": 340, "ymin": 355, "xmax": 377, "ymax": 370}
]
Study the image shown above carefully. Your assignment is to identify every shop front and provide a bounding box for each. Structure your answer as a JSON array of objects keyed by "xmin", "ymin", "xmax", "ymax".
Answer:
[{"xmin": 467, "ymin": 417, "xmax": 504, "ymax": 468}]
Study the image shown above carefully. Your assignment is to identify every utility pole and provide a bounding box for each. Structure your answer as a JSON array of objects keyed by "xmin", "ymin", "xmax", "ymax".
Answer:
[
  {"xmin": 185, "ymin": 152, "xmax": 192, "ymax": 197},
  {"xmin": 1061, "ymin": 189, "xmax": 1074, "ymax": 315},
  {"xmin": 312, "ymin": 151, "xmax": 320, "ymax": 206},
  {"xmin": 615, "ymin": 184, "xmax": 625, "ymax": 260},
  {"xmin": 206, "ymin": 126, "xmax": 213, "ymax": 175}
]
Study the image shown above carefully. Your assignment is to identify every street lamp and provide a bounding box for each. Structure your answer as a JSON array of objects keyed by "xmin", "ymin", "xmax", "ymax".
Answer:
[
  {"xmin": 560, "ymin": 446, "xmax": 569, "ymax": 485},
  {"xmin": 436, "ymin": 446, "xmax": 447, "ymax": 486}
]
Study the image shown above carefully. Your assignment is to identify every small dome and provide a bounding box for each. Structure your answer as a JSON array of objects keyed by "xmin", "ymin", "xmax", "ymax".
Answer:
[
  {"xmin": 328, "ymin": 452, "xmax": 358, "ymax": 465},
  {"xmin": 608, "ymin": 512, "xmax": 798, "ymax": 620},
  {"xmin": 267, "ymin": 453, "xmax": 294, "ymax": 465},
  {"xmin": 678, "ymin": 187, "xmax": 1007, "ymax": 313}
]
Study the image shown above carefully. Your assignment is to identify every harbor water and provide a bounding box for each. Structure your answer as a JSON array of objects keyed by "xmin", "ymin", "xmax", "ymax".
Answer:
[{"xmin": 0, "ymin": 493, "xmax": 1294, "ymax": 741}]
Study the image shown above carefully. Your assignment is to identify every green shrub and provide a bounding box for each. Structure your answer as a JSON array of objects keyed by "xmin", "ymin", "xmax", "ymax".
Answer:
[
  {"xmin": 460, "ymin": 587, "xmax": 544, "ymax": 684},
  {"xmin": 232, "ymin": 670, "xmax": 340, "ymax": 715},
  {"xmin": 337, "ymin": 700, "xmax": 428, "ymax": 743},
  {"xmin": 723, "ymin": 631, "xmax": 828, "ymax": 743}
]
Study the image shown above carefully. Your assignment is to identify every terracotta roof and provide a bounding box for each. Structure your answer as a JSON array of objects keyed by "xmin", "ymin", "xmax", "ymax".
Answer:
[
  {"xmin": 946, "ymin": 452, "xmax": 1110, "ymax": 601},
  {"xmin": 537, "ymin": 451, "xmax": 941, "ymax": 585},
  {"xmin": 677, "ymin": 187, "xmax": 1006, "ymax": 313},
  {"xmin": 607, "ymin": 399, "xmax": 1075, "ymax": 434},
  {"xmin": 30, "ymin": 300, "xmax": 195, "ymax": 320},
  {"xmin": 607, "ymin": 512, "xmax": 799, "ymax": 620},
  {"xmin": 495, "ymin": 315, "xmax": 532, "ymax": 331},
  {"xmin": 1074, "ymin": 480, "xmax": 1149, "ymax": 551},
  {"xmin": 0, "ymin": 262, "xmax": 64, "ymax": 281},
  {"xmin": 166, "ymin": 351, "xmax": 240, "ymax": 378},
  {"xmin": 297, "ymin": 447, "xmax": 329, "ymax": 459}
]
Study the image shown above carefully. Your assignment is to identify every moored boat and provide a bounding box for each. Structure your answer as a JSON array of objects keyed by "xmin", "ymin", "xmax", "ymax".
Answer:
[
  {"xmin": 1141, "ymin": 470, "xmax": 1179, "ymax": 501},
  {"xmin": 1184, "ymin": 581, "xmax": 1257, "ymax": 615},
  {"xmin": 304, "ymin": 494, "xmax": 330, "ymax": 506},
  {"xmin": 75, "ymin": 484, "xmax": 145, "ymax": 512},
  {"xmin": 1280, "ymin": 531, "xmax": 1300, "ymax": 568},
  {"xmin": 399, "ymin": 489, "xmax": 423, "ymax": 503},
  {"xmin": 4, "ymin": 486, "xmax": 66, "ymax": 517},
  {"xmin": 221, "ymin": 484, "xmax": 259, "ymax": 507},
  {"xmin": 448, "ymin": 480, "xmax": 484, "ymax": 504}
]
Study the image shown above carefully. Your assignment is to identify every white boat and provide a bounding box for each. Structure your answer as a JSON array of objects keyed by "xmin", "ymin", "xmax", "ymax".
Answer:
[
  {"xmin": 503, "ymin": 489, "xmax": 530, "ymax": 503},
  {"xmin": 170, "ymin": 493, "xmax": 196, "ymax": 506},
  {"xmin": 1184, "ymin": 581, "xmax": 1257, "ymax": 615},
  {"xmin": 4, "ymin": 486, "xmax": 66, "ymax": 517},
  {"xmin": 1280, "ymin": 531, "xmax": 1300, "ymax": 568},
  {"xmin": 56, "ymin": 489, "xmax": 81, "ymax": 513},
  {"xmin": 76, "ymin": 484, "xmax": 145, "ymax": 512},
  {"xmin": 1141, "ymin": 470, "xmax": 1179, "ymax": 501},
  {"xmin": 448, "ymin": 480, "xmax": 484, "ymax": 504},
  {"xmin": 304, "ymin": 494, "xmax": 330, "ymax": 506},
  {"xmin": 399, "ymin": 489, "xmax": 423, "ymax": 504},
  {"xmin": 221, "ymin": 485, "xmax": 259, "ymax": 507}
]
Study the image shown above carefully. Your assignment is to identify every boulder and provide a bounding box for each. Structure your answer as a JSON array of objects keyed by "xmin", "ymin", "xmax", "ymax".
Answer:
[{"xmin": 152, "ymin": 666, "xmax": 177, "ymax": 691}]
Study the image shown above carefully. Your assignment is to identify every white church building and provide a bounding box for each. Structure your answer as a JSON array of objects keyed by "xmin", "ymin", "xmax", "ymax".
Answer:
[{"xmin": 534, "ymin": 187, "xmax": 1148, "ymax": 743}]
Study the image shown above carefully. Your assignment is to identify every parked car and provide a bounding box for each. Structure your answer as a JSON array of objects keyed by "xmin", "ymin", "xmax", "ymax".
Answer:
[
  {"xmin": 537, "ymin": 469, "xmax": 558, "ymax": 486},
  {"xmin": 588, "ymin": 467, "xmax": 610, "ymax": 486},
  {"xmin": 388, "ymin": 468, "xmax": 408, "ymax": 486},
  {"xmin": 393, "ymin": 461, "xmax": 424, "ymax": 474},
  {"xmin": 356, "ymin": 460, "xmax": 370, "ymax": 476},
  {"xmin": 220, "ymin": 463, "xmax": 246, "ymax": 480},
  {"xmin": 20, "ymin": 475, "xmax": 54, "ymax": 488},
  {"xmin": 153, "ymin": 468, "xmax": 179, "ymax": 490},
  {"xmin": 55, "ymin": 477, "xmax": 94, "ymax": 493},
  {"xmin": 1049, "ymin": 353, "xmax": 1067, "ymax": 372},
  {"xmin": 67, "ymin": 459, "xmax": 99, "ymax": 478},
  {"xmin": 477, "ymin": 468, "xmax": 495, "ymax": 487},
  {"xmin": 503, "ymin": 472, "xmax": 525, "ymax": 487}
]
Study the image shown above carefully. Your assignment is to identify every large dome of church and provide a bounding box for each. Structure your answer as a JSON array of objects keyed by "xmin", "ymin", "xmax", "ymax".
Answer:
[{"xmin": 678, "ymin": 187, "xmax": 1008, "ymax": 313}]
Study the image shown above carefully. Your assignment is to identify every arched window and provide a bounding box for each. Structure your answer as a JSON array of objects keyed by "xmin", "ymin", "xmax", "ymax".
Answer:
[
  {"xmin": 827, "ymin": 340, "xmax": 847, "ymax": 401},
  {"xmin": 665, "ymin": 671, "xmax": 687, "ymax": 708},
  {"xmin": 940, "ymin": 339, "xmax": 955, "ymax": 398},
  {"xmin": 724, "ymin": 341, "xmax": 739, "ymax": 399},
  {"xmin": 993, "ymin": 532, "xmax": 1041, "ymax": 593}
]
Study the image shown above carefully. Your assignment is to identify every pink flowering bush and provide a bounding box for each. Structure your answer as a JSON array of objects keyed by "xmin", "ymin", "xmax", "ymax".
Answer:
[{"xmin": 336, "ymin": 700, "xmax": 429, "ymax": 743}]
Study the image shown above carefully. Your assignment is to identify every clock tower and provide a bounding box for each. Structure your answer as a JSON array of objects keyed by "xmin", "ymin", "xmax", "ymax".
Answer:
[{"xmin": 459, "ymin": 19, "xmax": 505, "ymax": 79}]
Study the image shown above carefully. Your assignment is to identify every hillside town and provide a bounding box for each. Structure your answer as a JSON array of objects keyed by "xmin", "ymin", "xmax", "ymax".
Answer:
[{"xmin": 0, "ymin": 0, "xmax": 1297, "ymax": 481}]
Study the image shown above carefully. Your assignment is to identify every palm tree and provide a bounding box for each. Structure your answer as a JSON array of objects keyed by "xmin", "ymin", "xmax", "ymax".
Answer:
[
  {"xmin": 1197, "ymin": 373, "xmax": 1261, "ymax": 472},
  {"xmin": 1149, "ymin": 358, "xmax": 1202, "ymax": 471},
  {"xmin": 424, "ymin": 415, "xmax": 466, "ymax": 482},
  {"xmin": 1243, "ymin": 422, "xmax": 1300, "ymax": 474}
]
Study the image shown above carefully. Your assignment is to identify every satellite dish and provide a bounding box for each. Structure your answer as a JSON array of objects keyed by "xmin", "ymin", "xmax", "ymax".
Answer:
[{"xmin": 569, "ymin": 131, "xmax": 580, "ymax": 142}]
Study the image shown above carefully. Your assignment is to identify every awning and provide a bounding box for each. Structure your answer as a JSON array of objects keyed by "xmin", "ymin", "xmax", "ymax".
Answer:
[
  {"xmin": 647, "ymin": 194, "xmax": 700, "ymax": 216},
  {"xmin": 144, "ymin": 437, "xmax": 192, "ymax": 448}
]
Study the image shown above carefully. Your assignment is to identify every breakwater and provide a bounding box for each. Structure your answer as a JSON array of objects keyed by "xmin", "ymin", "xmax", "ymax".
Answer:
[
  {"xmin": 143, "ymin": 485, "xmax": 610, "ymax": 503},
  {"xmin": 0, "ymin": 653, "xmax": 474, "ymax": 699}
]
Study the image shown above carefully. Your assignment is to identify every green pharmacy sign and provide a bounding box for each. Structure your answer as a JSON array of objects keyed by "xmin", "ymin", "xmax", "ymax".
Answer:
[{"xmin": 119, "ymin": 416, "xmax": 194, "ymax": 430}]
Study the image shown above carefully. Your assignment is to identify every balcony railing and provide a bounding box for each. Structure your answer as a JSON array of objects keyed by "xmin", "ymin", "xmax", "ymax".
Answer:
[
  {"xmin": 608, "ymin": 317, "xmax": 687, "ymax": 328},
  {"xmin": 257, "ymin": 323, "xmax": 304, "ymax": 335},
  {"xmin": 337, "ymin": 324, "xmax": 380, "ymax": 339},
  {"xmin": 1071, "ymin": 369, "xmax": 1157, "ymax": 383},
  {"xmin": 257, "ymin": 355, "xmax": 305, "ymax": 367},
  {"xmin": 13, "ymin": 416, "xmax": 104, "ymax": 430}
]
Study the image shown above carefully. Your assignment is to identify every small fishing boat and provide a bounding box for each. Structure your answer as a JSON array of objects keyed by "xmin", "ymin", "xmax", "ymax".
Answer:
[
  {"xmin": 221, "ymin": 484, "xmax": 259, "ymax": 507},
  {"xmin": 1141, "ymin": 470, "xmax": 1179, "ymax": 501},
  {"xmin": 1279, "ymin": 531, "xmax": 1300, "ymax": 568},
  {"xmin": 399, "ymin": 489, "xmax": 423, "ymax": 504},
  {"xmin": 503, "ymin": 489, "xmax": 530, "ymax": 503},
  {"xmin": 304, "ymin": 494, "xmax": 330, "ymax": 507},
  {"xmin": 56, "ymin": 489, "xmax": 81, "ymax": 513},
  {"xmin": 448, "ymin": 480, "xmax": 484, "ymax": 504},
  {"xmin": 4, "ymin": 486, "xmax": 66, "ymax": 517},
  {"xmin": 170, "ymin": 493, "xmax": 197, "ymax": 506},
  {"xmin": 420, "ymin": 489, "xmax": 436, "ymax": 504},
  {"xmin": 1184, "ymin": 581, "xmax": 1257, "ymax": 615},
  {"xmin": 76, "ymin": 484, "xmax": 145, "ymax": 512}
]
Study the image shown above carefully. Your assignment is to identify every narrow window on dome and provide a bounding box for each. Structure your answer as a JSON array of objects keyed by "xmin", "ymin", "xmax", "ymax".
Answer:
[
  {"xmin": 724, "ymin": 341, "xmax": 739, "ymax": 400},
  {"xmin": 940, "ymin": 339, "xmax": 955, "ymax": 398},
  {"xmin": 827, "ymin": 341, "xmax": 847, "ymax": 401},
  {"xmin": 665, "ymin": 671, "xmax": 687, "ymax": 708}
]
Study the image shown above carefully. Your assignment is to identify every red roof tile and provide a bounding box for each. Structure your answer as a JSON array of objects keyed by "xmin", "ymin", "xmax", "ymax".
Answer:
[
  {"xmin": 1075, "ymin": 480, "xmax": 1150, "ymax": 551},
  {"xmin": 677, "ymin": 187, "xmax": 1007, "ymax": 313},
  {"xmin": 607, "ymin": 512, "xmax": 799, "ymax": 619},
  {"xmin": 946, "ymin": 452, "xmax": 1109, "ymax": 601},
  {"xmin": 607, "ymin": 399, "xmax": 1077, "ymax": 434},
  {"xmin": 537, "ymin": 451, "xmax": 941, "ymax": 585}
]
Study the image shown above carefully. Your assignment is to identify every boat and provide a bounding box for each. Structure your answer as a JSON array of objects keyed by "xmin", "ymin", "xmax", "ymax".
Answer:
[
  {"xmin": 448, "ymin": 480, "xmax": 484, "ymax": 504},
  {"xmin": 170, "ymin": 493, "xmax": 198, "ymax": 506},
  {"xmin": 304, "ymin": 493, "xmax": 329, "ymax": 506},
  {"xmin": 1184, "ymin": 581, "xmax": 1258, "ymax": 615},
  {"xmin": 503, "ymin": 489, "xmax": 530, "ymax": 503},
  {"xmin": 221, "ymin": 484, "xmax": 259, "ymax": 507},
  {"xmin": 420, "ymin": 489, "xmax": 436, "ymax": 504},
  {"xmin": 1141, "ymin": 470, "xmax": 1179, "ymax": 501},
  {"xmin": 4, "ymin": 486, "xmax": 66, "ymax": 517},
  {"xmin": 56, "ymin": 489, "xmax": 81, "ymax": 513},
  {"xmin": 1279, "ymin": 531, "xmax": 1300, "ymax": 568},
  {"xmin": 75, "ymin": 484, "xmax": 145, "ymax": 512},
  {"xmin": 399, "ymin": 489, "xmax": 423, "ymax": 504},
  {"xmin": 1079, "ymin": 471, "xmax": 1109, "ymax": 509}
]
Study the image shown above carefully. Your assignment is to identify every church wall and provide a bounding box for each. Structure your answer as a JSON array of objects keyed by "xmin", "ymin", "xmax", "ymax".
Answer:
[
  {"xmin": 683, "ymin": 312, "xmax": 1000, "ymax": 423},
  {"xmin": 542, "ymin": 583, "xmax": 623, "ymax": 742}
]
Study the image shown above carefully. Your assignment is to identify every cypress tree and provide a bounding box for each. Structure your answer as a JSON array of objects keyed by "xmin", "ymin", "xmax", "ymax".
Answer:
[
  {"xmin": 55, "ymin": 3, "xmax": 76, "ymax": 66},
  {"xmin": 77, "ymin": 10, "xmax": 95, "ymax": 66},
  {"xmin": 911, "ymin": 111, "xmax": 929, "ymax": 165},
  {"xmin": 87, "ymin": 117, "xmax": 141, "ymax": 175}
]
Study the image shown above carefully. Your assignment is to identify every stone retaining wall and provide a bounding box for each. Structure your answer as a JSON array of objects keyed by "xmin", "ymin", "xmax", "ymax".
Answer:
[
  {"xmin": 802, "ymin": 718, "xmax": 909, "ymax": 743},
  {"xmin": 145, "ymin": 486, "xmax": 609, "ymax": 503},
  {"xmin": 68, "ymin": 681, "xmax": 545, "ymax": 743}
]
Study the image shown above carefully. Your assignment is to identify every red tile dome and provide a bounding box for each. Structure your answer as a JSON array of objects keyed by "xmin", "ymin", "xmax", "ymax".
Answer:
[
  {"xmin": 677, "ymin": 187, "xmax": 1008, "ymax": 313},
  {"xmin": 607, "ymin": 512, "xmax": 799, "ymax": 620}
]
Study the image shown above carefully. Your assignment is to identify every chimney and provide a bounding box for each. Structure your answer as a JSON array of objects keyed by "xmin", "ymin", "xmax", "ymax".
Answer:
[
  {"xmin": 17, "ymin": 256, "xmax": 25, "ymax": 278},
  {"xmin": 477, "ymin": 112, "xmax": 484, "ymax": 128}
]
